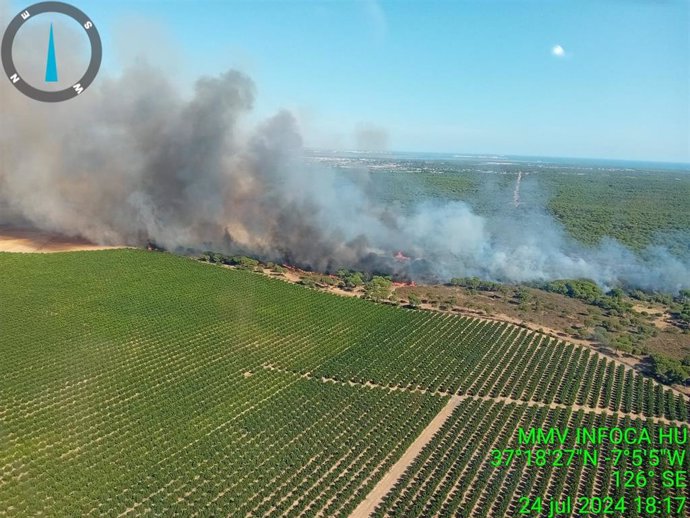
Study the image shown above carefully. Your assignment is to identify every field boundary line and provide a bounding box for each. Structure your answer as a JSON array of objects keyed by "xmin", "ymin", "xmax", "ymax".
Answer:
[
  {"xmin": 464, "ymin": 394, "xmax": 689, "ymax": 428},
  {"xmin": 262, "ymin": 364, "xmax": 689, "ymax": 428},
  {"xmin": 347, "ymin": 395, "xmax": 462, "ymax": 518},
  {"xmin": 218, "ymin": 258, "xmax": 689, "ymax": 402}
]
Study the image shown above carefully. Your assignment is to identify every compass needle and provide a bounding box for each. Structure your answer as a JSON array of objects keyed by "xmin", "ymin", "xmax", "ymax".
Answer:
[
  {"xmin": 3, "ymin": 2, "xmax": 101, "ymax": 101},
  {"xmin": 45, "ymin": 22, "xmax": 58, "ymax": 82}
]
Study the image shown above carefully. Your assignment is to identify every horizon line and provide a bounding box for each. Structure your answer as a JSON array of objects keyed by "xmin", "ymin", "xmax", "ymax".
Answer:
[{"xmin": 305, "ymin": 148, "xmax": 690, "ymax": 167}]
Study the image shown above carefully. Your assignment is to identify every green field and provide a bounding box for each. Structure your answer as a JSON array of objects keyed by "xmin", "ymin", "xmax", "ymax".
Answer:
[
  {"xmin": 374, "ymin": 402, "xmax": 690, "ymax": 518},
  {"xmin": 1, "ymin": 250, "xmax": 688, "ymax": 516}
]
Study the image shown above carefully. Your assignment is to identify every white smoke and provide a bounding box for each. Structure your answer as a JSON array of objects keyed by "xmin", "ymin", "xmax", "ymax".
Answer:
[{"xmin": 0, "ymin": 38, "xmax": 687, "ymax": 292}]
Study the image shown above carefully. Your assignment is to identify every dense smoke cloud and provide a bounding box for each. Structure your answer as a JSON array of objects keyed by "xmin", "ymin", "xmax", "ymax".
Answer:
[{"xmin": 1, "ymin": 57, "xmax": 688, "ymax": 291}]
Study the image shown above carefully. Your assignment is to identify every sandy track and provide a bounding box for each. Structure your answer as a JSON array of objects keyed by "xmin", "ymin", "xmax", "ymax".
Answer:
[
  {"xmin": 348, "ymin": 396, "xmax": 462, "ymax": 518},
  {"xmin": 264, "ymin": 363, "xmax": 688, "ymax": 518},
  {"xmin": 0, "ymin": 227, "xmax": 123, "ymax": 253}
]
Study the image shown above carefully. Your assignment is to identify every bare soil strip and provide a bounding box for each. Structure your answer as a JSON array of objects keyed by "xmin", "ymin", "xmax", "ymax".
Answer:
[
  {"xmin": 348, "ymin": 395, "xmax": 463, "ymax": 518},
  {"xmin": 0, "ymin": 227, "xmax": 122, "ymax": 253},
  {"xmin": 262, "ymin": 364, "xmax": 689, "ymax": 428},
  {"xmin": 261, "ymin": 366, "xmax": 687, "ymax": 517}
]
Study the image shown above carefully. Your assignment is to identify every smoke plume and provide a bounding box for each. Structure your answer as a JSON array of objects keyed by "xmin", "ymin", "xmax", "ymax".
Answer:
[{"xmin": 1, "ymin": 60, "xmax": 688, "ymax": 292}]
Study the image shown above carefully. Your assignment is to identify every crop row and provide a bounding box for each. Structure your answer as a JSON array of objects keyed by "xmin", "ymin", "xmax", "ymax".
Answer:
[
  {"xmin": 1, "ymin": 370, "xmax": 445, "ymax": 517},
  {"xmin": 2, "ymin": 250, "xmax": 688, "ymax": 517},
  {"xmin": 373, "ymin": 399, "xmax": 690, "ymax": 518},
  {"xmin": 310, "ymin": 311, "xmax": 688, "ymax": 422}
]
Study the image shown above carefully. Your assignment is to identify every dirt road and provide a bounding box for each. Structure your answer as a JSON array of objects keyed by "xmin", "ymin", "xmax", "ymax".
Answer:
[{"xmin": 348, "ymin": 396, "xmax": 462, "ymax": 518}]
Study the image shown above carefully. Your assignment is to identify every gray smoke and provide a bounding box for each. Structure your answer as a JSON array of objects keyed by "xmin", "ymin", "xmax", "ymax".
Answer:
[
  {"xmin": 354, "ymin": 122, "xmax": 389, "ymax": 152},
  {"xmin": 1, "ymin": 60, "xmax": 688, "ymax": 292}
]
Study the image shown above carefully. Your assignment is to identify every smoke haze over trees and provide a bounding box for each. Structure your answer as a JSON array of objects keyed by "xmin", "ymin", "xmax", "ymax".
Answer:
[{"xmin": 1, "ymin": 57, "xmax": 688, "ymax": 292}]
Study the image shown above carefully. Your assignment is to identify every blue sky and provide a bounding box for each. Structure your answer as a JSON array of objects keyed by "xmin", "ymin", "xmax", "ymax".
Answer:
[{"xmin": 6, "ymin": 0, "xmax": 690, "ymax": 162}]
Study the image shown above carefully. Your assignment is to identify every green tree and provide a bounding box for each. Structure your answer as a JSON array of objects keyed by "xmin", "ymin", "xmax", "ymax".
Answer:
[
  {"xmin": 408, "ymin": 293, "xmax": 422, "ymax": 308},
  {"xmin": 365, "ymin": 276, "xmax": 393, "ymax": 302},
  {"xmin": 591, "ymin": 326, "xmax": 611, "ymax": 347},
  {"xmin": 337, "ymin": 269, "xmax": 364, "ymax": 290},
  {"xmin": 650, "ymin": 355, "xmax": 689, "ymax": 385}
]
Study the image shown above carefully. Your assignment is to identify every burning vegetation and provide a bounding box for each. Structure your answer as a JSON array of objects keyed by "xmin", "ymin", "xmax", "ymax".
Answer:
[{"xmin": 1, "ymin": 58, "xmax": 688, "ymax": 292}]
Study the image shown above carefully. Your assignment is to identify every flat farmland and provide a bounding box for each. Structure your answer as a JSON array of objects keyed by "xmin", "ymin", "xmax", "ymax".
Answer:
[
  {"xmin": 372, "ymin": 401, "xmax": 690, "ymax": 518},
  {"xmin": 0, "ymin": 250, "xmax": 687, "ymax": 517}
]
